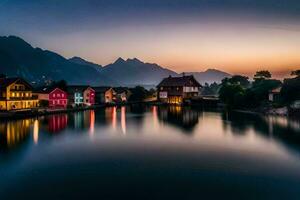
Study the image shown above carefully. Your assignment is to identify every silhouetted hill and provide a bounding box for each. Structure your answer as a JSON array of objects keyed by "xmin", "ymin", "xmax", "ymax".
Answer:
[
  {"xmin": 69, "ymin": 56, "xmax": 103, "ymax": 73},
  {"xmin": 101, "ymin": 57, "xmax": 178, "ymax": 85},
  {"xmin": 0, "ymin": 36, "xmax": 115, "ymax": 86},
  {"xmin": 0, "ymin": 35, "xmax": 232, "ymax": 87},
  {"xmin": 185, "ymin": 69, "xmax": 231, "ymax": 84}
]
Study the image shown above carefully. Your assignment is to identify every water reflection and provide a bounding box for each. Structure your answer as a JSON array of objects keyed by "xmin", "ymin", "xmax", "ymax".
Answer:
[
  {"xmin": 0, "ymin": 119, "xmax": 32, "ymax": 151},
  {"xmin": 89, "ymin": 110, "xmax": 95, "ymax": 137},
  {"xmin": 0, "ymin": 106, "xmax": 300, "ymax": 156},
  {"xmin": 33, "ymin": 119, "xmax": 39, "ymax": 144},
  {"xmin": 48, "ymin": 114, "xmax": 68, "ymax": 133},
  {"xmin": 157, "ymin": 106, "xmax": 199, "ymax": 133},
  {"xmin": 121, "ymin": 106, "xmax": 126, "ymax": 134}
]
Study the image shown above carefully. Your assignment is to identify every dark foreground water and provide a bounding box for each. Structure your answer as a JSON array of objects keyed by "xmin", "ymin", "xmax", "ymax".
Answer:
[{"xmin": 1, "ymin": 105, "xmax": 300, "ymax": 199}]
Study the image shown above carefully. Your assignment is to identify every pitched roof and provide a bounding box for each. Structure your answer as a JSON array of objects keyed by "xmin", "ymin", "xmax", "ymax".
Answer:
[
  {"xmin": 157, "ymin": 75, "xmax": 201, "ymax": 87},
  {"xmin": 0, "ymin": 77, "xmax": 32, "ymax": 89},
  {"xmin": 34, "ymin": 86, "xmax": 66, "ymax": 94},
  {"xmin": 270, "ymin": 86, "xmax": 282, "ymax": 94},
  {"xmin": 93, "ymin": 86, "xmax": 112, "ymax": 93}
]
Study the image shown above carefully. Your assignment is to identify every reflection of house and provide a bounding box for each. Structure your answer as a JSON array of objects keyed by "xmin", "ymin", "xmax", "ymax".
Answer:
[
  {"xmin": 157, "ymin": 106, "xmax": 199, "ymax": 132},
  {"xmin": 48, "ymin": 114, "xmax": 68, "ymax": 133},
  {"xmin": 0, "ymin": 119, "xmax": 32, "ymax": 149},
  {"xmin": 34, "ymin": 87, "xmax": 68, "ymax": 108},
  {"xmin": 113, "ymin": 87, "xmax": 131, "ymax": 102},
  {"xmin": 157, "ymin": 75, "xmax": 202, "ymax": 104},
  {"xmin": 0, "ymin": 78, "xmax": 39, "ymax": 110},
  {"xmin": 67, "ymin": 86, "xmax": 95, "ymax": 107},
  {"xmin": 269, "ymin": 87, "xmax": 281, "ymax": 102},
  {"xmin": 94, "ymin": 87, "xmax": 115, "ymax": 104}
]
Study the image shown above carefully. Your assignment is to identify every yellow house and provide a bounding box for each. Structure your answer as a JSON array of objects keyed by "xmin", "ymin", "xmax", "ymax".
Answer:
[{"xmin": 0, "ymin": 77, "xmax": 39, "ymax": 111}]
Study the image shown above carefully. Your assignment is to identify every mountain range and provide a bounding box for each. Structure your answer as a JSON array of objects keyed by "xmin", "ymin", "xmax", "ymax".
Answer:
[{"xmin": 0, "ymin": 35, "xmax": 231, "ymax": 87}]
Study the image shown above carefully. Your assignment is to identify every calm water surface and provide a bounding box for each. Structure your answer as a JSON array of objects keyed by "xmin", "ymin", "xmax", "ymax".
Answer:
[{"xmin": 1, "ymin": 105, "xmax": 300, "ymax": 199}]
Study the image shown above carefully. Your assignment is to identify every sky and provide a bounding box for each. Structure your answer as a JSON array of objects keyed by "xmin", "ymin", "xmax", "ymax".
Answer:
[{"xmin": 0, "ymin": 0, "xmax": 300, "ymax": 78}]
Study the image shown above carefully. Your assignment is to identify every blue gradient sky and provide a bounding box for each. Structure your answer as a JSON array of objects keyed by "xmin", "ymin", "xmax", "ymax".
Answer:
[{"xmin": 0, "ymin": 0, "xmax": 300, "ymax": 77}]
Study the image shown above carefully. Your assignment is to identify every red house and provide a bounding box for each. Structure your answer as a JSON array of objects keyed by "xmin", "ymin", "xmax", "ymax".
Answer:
[
  {"xmin": 34, "ymin": 87, "xmax": 68, "ymax": 108},
  {"xmin": 84, "ymin": 87, "xmax": 95, "ymax": 106}
]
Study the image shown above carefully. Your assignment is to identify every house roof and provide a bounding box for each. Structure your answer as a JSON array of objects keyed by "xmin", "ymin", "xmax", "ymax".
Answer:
[
  {"xmin": 0, "ymin": 77, "xmax": 33, "ymax": 89},
  {"xmin": 34, "ymin": 86, "xmax": 66, "ymax": 94},
  {"xmin": 93, "ymin": 86, "xmax": 113, "ymax": 93},
  {"xmin": 270, "ymin": 86, "xmax": 282, "ymax": 94},
  {"xmin": 157, "ymin": 75, "xmax": 202, "ymax": 87}
]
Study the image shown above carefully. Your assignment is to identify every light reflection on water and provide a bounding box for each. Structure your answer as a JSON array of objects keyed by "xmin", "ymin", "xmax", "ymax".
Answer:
[{"xmin": 1, "ymin": 105, "xmax": 300, "ymax": 199}]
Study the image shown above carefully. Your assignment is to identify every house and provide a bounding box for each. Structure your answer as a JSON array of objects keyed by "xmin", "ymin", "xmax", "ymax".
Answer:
[
  {"xmin": 0, "ymin": 77, "xmax": 39, "ymax": 110},
  {"xmin": 269, "ymin": 86, "xmax": 282, "ymax": 102},
  {"xmin": 34, "ymin": 87, "xmax": 68, "ymax": 108},
  {"xmin": 67, "ymin": 86, "xmax": 95, "ymax": 107},
  {"xmin": 83, "ymin": 87, "xmax": 95, "ymax": 106},
  {"xmin": 113, "ymin": 87, "xmax": 131, "ymax": 102},
  {"xmin": 157, "ymin": 75, "xmax": 202, "ymax": 104},
  {"xmin": 93, "ymin": 87, "xmax": 115, "ymax": 104}
]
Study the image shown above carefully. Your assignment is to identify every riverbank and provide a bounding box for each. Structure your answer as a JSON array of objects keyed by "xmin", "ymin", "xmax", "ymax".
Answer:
[{"xmin": 0, "ymin": 101, "xmax": 158, "ymax": 120}]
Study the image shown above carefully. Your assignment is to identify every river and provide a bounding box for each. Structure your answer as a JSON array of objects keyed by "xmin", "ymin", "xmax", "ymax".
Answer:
[{"xmin": 0, "ymin": 105, "xmax": 300, "ymax": 199}]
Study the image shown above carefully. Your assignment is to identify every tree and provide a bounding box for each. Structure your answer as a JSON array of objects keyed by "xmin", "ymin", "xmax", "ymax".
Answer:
[
  {"xmin": 219, "ymin": 84, "xmax": 246, "ymax": 108},
  {"xmin": 254, "ymin": 70, "xmax": 272, "ymax": 81},
  {"xmin": 228, "ymin": 75, "xmax": 250, "ymax": 88},
  {"xmin": 281, "ymin": 76, "xmax": 300, "ymax": 103},
  {"xmin": 246, "ymin": 79, "xmax": 281, "ymax": 107},
  {"xmin": 202, "ymin": 82, "xmax": 221, "ymax": 96},
  {"xmin": 291, "ymin": 70, "xmax": 300, "ymax": 77},
  {"xmin": 128, "ymin": 86, "xmax": 149, "ymax": 102},
  {"xmin": 51, "ymin": 80, "xmax": 67, "ymax": 90}
]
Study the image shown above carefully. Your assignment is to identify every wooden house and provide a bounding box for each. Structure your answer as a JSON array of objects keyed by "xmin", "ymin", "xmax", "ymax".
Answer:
[
  {"xmin": 113, "ymin": 87, "xmax": 131, "ymax": 102},
  {"xmin": 268, "ymin": 86, "xmax": 282, "ymax": 102},
  {"xmin": 34, "ymin": 87, "xmax": 68, "ymax": 108},
  {"xmin": 83, "ymin": 87, "xmax": 95, "ymax": 106},
  {"xmin": 67, "ymin": 86, "xmax": 95, "ymax": 107},
  {"xmin": 157, "ymin": 75, "xmax": 202, "ymax": 104},
  {"xmin": 0, "ymin": 77, "xmax": 39, "ymax": 110},
  {"xmin": 93, "ymin": 87, "xmax": 115, "ymax": 104}
]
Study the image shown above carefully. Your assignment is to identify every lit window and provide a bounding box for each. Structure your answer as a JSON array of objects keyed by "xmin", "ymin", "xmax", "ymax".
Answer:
[
  {"xmin": 53, "ymin": 94, "xmax": 56, "ymax": 97},
  {"xmin": 11, "ymin": 92, "xmax": 15, "ymax": 97},
  {"xmin": 62, "ymin": 94, "xmax": 64, "ymax": 97},
  {"xmin": 26, "ymin": 93, "xmax": 29, "ymax": 97},
  {"xmin": 57, "ymin": 94, "xmax": 60, "ymax": 97}
]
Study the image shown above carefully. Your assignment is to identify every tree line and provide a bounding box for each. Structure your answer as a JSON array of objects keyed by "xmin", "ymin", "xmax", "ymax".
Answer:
[{"xmin": 217, "ymin": 70, "xmax": 300, "ymax": 109}]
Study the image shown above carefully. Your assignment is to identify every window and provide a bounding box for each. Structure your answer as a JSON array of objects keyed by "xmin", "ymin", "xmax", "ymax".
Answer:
[
  {"xmin": 26, "ymin": 93, "xmax": 29, "ymax": 97},
  {"xmin": 11, "ymin": 92, "xmax": 15, "ymax": 97},
  {"xmin": 62, "ymin": 94, "xmax": 64, "ymax": 97},
  {"xmin": 53, "ymin": 94, "xmax": 56, "ymax": 97}
]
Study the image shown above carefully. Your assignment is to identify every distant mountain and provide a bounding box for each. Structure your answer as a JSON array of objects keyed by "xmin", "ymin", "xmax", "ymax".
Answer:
[
  {"xmin": 69, "ymin": 56, "xmax": 103, "ymax": 73},
  {"xmin": 185, "ymin": 69, "xmax": 231, "ymax": 84},
  {"xmin": 0, "ymin": 35, "xmax": 231, "ymax": 87},
  {"xmin": 101, "ymin": 57, "xmax": 178, "ymax": 86},
  {"xmin": 0, "ymin": 36, "xmax": 115, "ymax": 86}
]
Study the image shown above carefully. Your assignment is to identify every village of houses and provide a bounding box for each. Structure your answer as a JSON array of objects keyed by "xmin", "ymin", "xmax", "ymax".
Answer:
[
  {"xmin": 0, "ymin": 75, "xmax": 206, "ymax": 116},
  {"xmin": 1, "ymin": 73, "xmax": 294, "ymax": 118}
]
